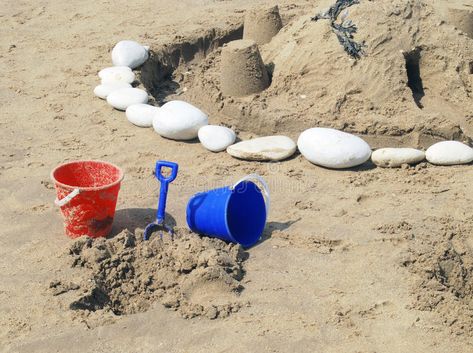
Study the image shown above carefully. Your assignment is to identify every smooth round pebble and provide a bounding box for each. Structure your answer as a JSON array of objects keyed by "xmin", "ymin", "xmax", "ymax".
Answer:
[
  {"xmin": 112, "ymin": 40, "xmax": 149, "ymax": 69},
  {"xmin": 297, "ymin": 128, "xmax": 371, "ymax": 169},
  {"xmin": 106, "ymin": 88, "xmax": 148, "ymax": 111},
  {"xmin": 425, "ymin": 141, "xmax": 473, "ymax": 165},
  {"xmin": 227, "ymin": 136, "xmax": 296, "ymax": 161},
  {"xmin": 371, "ymin": 148, "xmax": 425, "ymax": 168},
  {"xmin": 126, "ymin": 104, "xmax": 159, "ymax": 127},
  {"xmin": 153, "ymin": 100, "xmax": 208, "ymax": 140},
  {"xmin": 99, "ymin": 66, "xmax": 135, "ymax": 84},
  {"xmin": 93, "ymin": 82, "xmax": 132, "ymax": 99},
  {"xmin": 198, "ymin": 125, "xmax": 236, "ymax": 152}
]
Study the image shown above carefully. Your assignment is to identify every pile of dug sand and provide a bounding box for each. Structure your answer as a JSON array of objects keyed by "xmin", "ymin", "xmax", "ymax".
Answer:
[
  {"xmin": 49, "ymin": 228, "xmax": 247, "ymax": 323},
  {"xmin": 403, "ymin": 216, "xmax": 473, "ymax": 336},
  {"xmin": 158, "ymin": 0, "xmax": 473, "ymax": 148}
]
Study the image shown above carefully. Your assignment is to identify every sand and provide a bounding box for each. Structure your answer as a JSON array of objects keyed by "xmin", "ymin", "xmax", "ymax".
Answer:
[
  {"xmin": 403, "ymin": 215, "xmax": 473, "ymax": 337},
  {"xmin": 52, "ymin": 228, "xmax": 246, "ymax": 323},
  {"xmin": 2, "ymin": 0, "xmax": 473, "ymax": 352}
]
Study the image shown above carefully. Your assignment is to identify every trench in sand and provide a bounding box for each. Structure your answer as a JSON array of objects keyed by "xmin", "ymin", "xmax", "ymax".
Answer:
[{"xmin": 140, "ymin": 23, "xmax": 245, "ymax": 104}]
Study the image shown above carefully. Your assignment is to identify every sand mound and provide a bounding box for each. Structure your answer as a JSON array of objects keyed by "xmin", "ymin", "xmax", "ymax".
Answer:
[
  {"xmin": 403, "ymin": 216, "xmax": 473, "ymax": 336},
  {"xmin": 50, "ymin": 228, "xmax": 247, "ymax": 322},
  {"xmin": 143, "ymin": 0, "xmax": 473, "ymax": 148}
]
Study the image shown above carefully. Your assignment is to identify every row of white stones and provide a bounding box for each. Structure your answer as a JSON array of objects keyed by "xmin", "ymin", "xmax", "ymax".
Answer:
[{"xmin": 94, "ymin": 41, "xmax": 473, "ymax": 169}]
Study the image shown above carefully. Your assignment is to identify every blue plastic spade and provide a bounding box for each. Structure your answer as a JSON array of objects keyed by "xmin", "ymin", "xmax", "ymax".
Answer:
[{"xmin": 144, "ymin": 160, "xmax": 179, "ymax": 241}]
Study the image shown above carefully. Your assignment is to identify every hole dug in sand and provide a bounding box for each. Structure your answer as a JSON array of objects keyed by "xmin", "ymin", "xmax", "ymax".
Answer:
[
  {"xmin": 403, "ymin": 47, "xmax": 425, "ymax": 109},
  {"xmin": 51, "ymin": 228, "xmax": 247, "ymax": 322}
]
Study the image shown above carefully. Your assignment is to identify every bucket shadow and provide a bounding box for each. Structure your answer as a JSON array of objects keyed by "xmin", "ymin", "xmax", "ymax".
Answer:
[
  {"xmin": 110, "ymin": 208, "xmax": 177, "ymax": 238},
  {"xmin": 253, "ymin": 218, "xmax": 301, "ymax": 247}
]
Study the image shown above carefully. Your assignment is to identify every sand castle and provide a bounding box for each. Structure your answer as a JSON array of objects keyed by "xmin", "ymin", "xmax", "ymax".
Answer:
[
  {"xmin": 243, "ymin": 5, "xmax": 283, "ymax": 45},
  {"xmin": 91, "ymin": 1, "xmax": 473, "ymax": 169},
  {"xmin": 220, "ymin": 39, "xmax": 270, "ymax": 97}
]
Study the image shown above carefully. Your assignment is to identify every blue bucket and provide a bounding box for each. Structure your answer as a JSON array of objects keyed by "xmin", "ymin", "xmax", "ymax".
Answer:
[{"xmin": 186, "ymin": 174, "xmax": 270, "ymax": 247}]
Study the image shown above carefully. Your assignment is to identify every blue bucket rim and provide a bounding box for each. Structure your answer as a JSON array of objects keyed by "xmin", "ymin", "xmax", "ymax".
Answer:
[{"xmin": 223, "ymin": 180, "xmax": 267, "ymax": 247}]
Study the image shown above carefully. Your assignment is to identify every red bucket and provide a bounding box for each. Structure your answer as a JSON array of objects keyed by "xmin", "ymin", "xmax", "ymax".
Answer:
[{"xmin": 51, "ymin": 160, "xmax": 124, "ymax": 238}]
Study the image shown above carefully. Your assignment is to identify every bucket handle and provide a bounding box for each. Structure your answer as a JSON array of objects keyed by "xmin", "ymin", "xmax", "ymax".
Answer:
[
  {"xmin": 231, "ymin": 174, "xmax": 270, "ymax": 214},
  {"xmin": 55, "ymin": 188, "xmax": 80, "ymax": 207}
]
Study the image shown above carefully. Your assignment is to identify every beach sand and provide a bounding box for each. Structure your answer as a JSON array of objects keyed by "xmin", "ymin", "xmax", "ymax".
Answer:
[{"xmin": 2, "ymin": 0, "xmax": 473, "ymax": 351}]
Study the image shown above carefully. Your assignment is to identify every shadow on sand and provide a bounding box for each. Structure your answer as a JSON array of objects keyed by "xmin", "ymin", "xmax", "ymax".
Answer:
[{"xmin": 110, "ymin": 207, "xmax": 177, "ymax": 238}]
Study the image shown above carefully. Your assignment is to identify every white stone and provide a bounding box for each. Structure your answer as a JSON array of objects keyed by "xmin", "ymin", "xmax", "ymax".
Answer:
[
  {"xmin": 297, "ymin": 128, "xmax": 371, "ymax": 169},
  {"xmin": 106, "ymin": 88, "xmax": 148, "ymax": 111},
  {"xmin": 93, "ymin": 82, "xmax": 132, "ymax": 99},
  {"xmin": 98, "ymin": 66, "xmax": 135, "ymax": 84},
  {"xmin": 126, "ymin": 104, "xmax": 159, "ymax": 127},
  {"xmin": 426, "ymin": 141, "xmax": 473, "ymax": 165},
  {"xmin": 153, "ymin": 100, "xmax": 208, "ymax": 140},
  {"xmin": 198, "ymin": 125, "xmax": 236, "ymax": 152},
  {"xmin": 112, "ymin": 40, "xmax": 149, "ymax": 69},
  {"xmin": 227, "ymin": 136, "xmax": 296, "ymax": 161},
  {"xmin": 371, "ymin": 148, "xmax": 425, "ymax": 167}
]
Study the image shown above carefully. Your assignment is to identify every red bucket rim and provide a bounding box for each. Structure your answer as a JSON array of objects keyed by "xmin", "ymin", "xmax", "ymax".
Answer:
[{"xmin": 50, "ymin": 160, "xmax": 124, "ymax": 192}]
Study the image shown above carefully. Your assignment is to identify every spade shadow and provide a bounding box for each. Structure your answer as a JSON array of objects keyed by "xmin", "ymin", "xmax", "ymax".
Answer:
[{"xmin": 110, "ymin": 208, "xmax": 177, "ymax": 238}]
